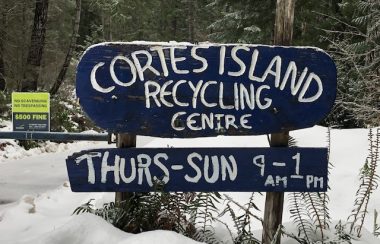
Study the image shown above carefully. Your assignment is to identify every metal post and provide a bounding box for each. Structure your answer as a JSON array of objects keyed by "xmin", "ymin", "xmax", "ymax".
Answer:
[{"xmin": 0, "ymin": 131, "xmax": 109, "ymax": 141}]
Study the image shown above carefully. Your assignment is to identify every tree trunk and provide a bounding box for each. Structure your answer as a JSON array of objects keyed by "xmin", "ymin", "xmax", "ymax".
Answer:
[
  {"xmin": 187, "ymin": 0, "xmax": 195, "ymax": 42},
  {"xmin": 0, "ymin": 0, "xmax": 7, "ymax": 91},
  {"xmin": 262, "ymin": 1, "xmax": 295, "ymax": 244},
  {"xmin": 105, "ymin": 12, "xmax": 112, "ymax": 41},
  {"xmin": 171, "ymin": 0, "xmax": 178, "ymax": 40},
  {"xmin": 273, "ymin": 0, "xmax": 295, "ymax": 46},
  {"xmin": 20, "ymin": 0, "xmax": 49, "ymax": 92},
  {"xmin": 50, "ymin": 0, "xmax": 81, "ymax": 95}
]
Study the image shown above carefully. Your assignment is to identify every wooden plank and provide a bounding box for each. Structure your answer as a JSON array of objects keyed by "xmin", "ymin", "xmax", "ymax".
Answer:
[
  {"xmin": 66, "ymin": 147, "xmax": 328, "ymax": 192},
  {"xmin": 76, "ymin": 42, "xmax": 337, "ymax": 137}
]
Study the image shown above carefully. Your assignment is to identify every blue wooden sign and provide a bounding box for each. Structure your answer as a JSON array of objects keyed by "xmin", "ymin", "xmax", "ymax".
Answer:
[
  {"xmin": 76, "ymin": 42, "xmax": 336, "ymax": 137},
  {"xmin": 76, "ymin": 42, "xmax": 337, "ymax": 137},
  {"xmin": 66, "ymin": 147, "xmax": 328, "ymax": 192}
]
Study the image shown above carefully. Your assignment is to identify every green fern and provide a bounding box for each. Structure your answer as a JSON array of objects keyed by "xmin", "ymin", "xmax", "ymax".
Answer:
[
  {"xmin": 73, "ymin": 191, "xmax": 223, "ymax": 243},
  {"xmin": 73, "ymin": 198, "xmax": 96, "ymax": 215},
  {"xmin": 331, "ymin": 221, "xmax": 353, "ymax": 244},
  {"xmin": 288, "ymin": 192, "xmax": 314, "ymax": 243},
  {"xmin": 287, "ymin": 130, "xmax": 332, "ymax": 243},
  {"xmin": 219, "ymin": 193, "xmax": 261, "ymax": 244},
  {"xmin": 348, "ymin": 128, "xmax": 380, "ymax": 237},
  {"xmin": 190, "ymin": 192, "xmax": 222, "ymax": 244}
]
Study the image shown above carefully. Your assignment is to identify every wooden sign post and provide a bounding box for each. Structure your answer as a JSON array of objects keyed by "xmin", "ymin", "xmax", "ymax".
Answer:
[
  {"xmin": 115, "ymin": 133, "xmax": 136, "ymax": 205},
  {"xmin": 263, "ymin": 1, "xmax": 296, "ymax": 244},
  {"xmin": 69, "ymin": 15, "xmax": 336, "ymax": 242}
]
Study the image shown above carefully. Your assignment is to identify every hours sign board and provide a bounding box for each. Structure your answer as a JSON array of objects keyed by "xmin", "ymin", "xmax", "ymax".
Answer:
[
  {"xmin": 12, "ymin": 92, "xmax": 50, "ymax": 132},
  {"xmin": 69, "ymin": 41, "xmax": 336, "ymax": 193},
  {"xmin": 66, "ymin": 147, "xmax": 328, "ymax": 192},
  {"xmin": 76, "ymin": 42, "xmax": 337, "ymax": 137}
]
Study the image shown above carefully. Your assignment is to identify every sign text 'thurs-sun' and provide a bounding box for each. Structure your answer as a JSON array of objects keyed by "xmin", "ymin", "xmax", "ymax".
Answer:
[{"xmin": 67, "ymin": 148, "xmax": 328, "ymax": 192}]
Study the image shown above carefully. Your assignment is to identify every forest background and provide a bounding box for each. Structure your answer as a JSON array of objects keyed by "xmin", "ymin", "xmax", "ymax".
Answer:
[
  {"xmin": 0, "ymin": 1, "xmax": 379, "ymax": 243},
  {"xmin": 0, "ymin": 0, "xmax": 378, "ymax": 130}
]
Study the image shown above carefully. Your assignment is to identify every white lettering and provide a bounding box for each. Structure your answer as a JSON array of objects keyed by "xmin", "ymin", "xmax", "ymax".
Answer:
[
  {"xmin": 228, "ymin": 46, "xmax": 250, "ymax": 76},
  {"xmin": 153, "ymin": 153, "xmax": 170, "ymax": 184},
  {"xmin": 240, "ymin": 114, "xmax": 252, "ymax": 129},
  {"xmin": 101, "ymin": 151, "xmax": 120, "ymax": 184},
  {"xmin": 221, "ymin": 155, "xmax": 237, "ymax": 181},
  {"xmin": 120, "ymin": 157, "xmax": 136, "ymax": 183},
  {"xmin": 261, "ymin": 56, "xmax": 282, "ymax": 86},
  {"xmin": 298, "ymin": 73, "xmax": 323, "ymax": 103},
  {"xmin": 253, "ymin": 155, "xmax": 265, "ymax": 176},
  {"xmin": 248, "ymin": 49, "xmax": 261, "ymax": 82},
  {"xmin": 306, "ymin": 175, "xmax": 314, "ymax": 189},
  {"xmin": 200, "ymin": 81, "xmax": 217, "ymax": 107},
  {"xmin": 185, "ymin": 153, "xmax": 202, "ymax": 183},
  {"xmin": 75, "ymin": 153, "xmax": 101, "ymax": 184},
  {"xmin": 279, "ymin": 61, "xmax": 304, "ymax": 95},
  {"xmin": 170, "ymin": 46, "xmax": 189, "ymax": 74},
  {"xmin": 188, "ymin": 80, "xmax": 204, "ymax": 108},
  {"xmin": 171, "ymin": 112, "xmax": 186, "ymax": 131},
  {"xmin": 239, "ymin": 83, "xmax": 255, "ymax": 110},
  {"xmin": 256, "ymin": 85, "xmax": 272, "ymax": 109},
  {"xmin": 265, "ymin": 175, "xmax": 275, "ymax": 187},
  {"xmin": 201, "ymin": 113, "xmax": 214, "ymax": 129},
  {"xmin": 225, "ymin": 114, "xmax": 238, "ymax": 129},
  {"xmin": 91, "ymin": 62, "xmax": 115, "ymax": 93},
  {"xmin": 219, "ymin": 46, "xmax": 226, "ymax": 75},
  {"xmin": 187, "ymin": 113, "xmax": 202, "ymax": 131},
  {"xmin": 191, "ymin": 46, "xmax": 209, "ymax": 73},
  {"xmin": 204, "ymin": 156, "xmax": 219, "ymax": 183},
  {"xmin": 150, "ymin": 46, "xmax": 169, "ymax": 77},
  {"xmin": 144, "ymin": 81, "xmax": 161, "ymax": 108},
  {"xmin": 172, "ymin": 80, "xmax": 189, "ymax": 106},
  {"xmin": 110, "ymin": 56, "xmax": 137, "ymax": 87},
  {"xmin": 160, "ymin": 80, "xmax": 174, "ymax": 107},
  {"xmin": 131, "ymin": 50, "xmax": 160, "ymax": 81},
  {"xmin": 276, "ymin": 176, "xmax": 287, "ymax": 188},
  {"xmin": 137, "ymin": 154, "xmax": 153, "ymax": 187},
  {"xmin": 219, "ymin": 82, "xmax": 234, "ymax": 109}
]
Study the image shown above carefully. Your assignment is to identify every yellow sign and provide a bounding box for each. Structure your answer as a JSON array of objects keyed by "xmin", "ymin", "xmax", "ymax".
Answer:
[
  {"xmin": 12, "ymin": 92, "xmax": 50, "ymax": 131},
  {"xmin": 12, "ymin": 92, "xmax": 50, "ymax": 113}
]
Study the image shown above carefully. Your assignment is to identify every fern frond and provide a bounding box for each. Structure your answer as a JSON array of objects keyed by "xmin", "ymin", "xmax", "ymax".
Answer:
[
  {"xmin": 288, "ymin": 136, "xmax": 297, "ymax": 147},
  {"xmin": 348, "ymin": 128, "xmax": 380, "ymax": 237},
  {"xmin": 302, "ymin": 192, "xmax": 329, "ymax": 240},
  {"xmin": 220, "ymin": 193, "xmax": 261, "ymax": 244},
  {"xmin": 288, "ymin": 192, "xmax": 314, "ymax": 242},
  {"xmin": 320, "ymin": 127, "xmax": 333, "ymax": 229},
  {"xmin": 281, "ymin": 226, "xmax": 309, "ymax": 243},
  {"xmin": 72, "ymin": 199, "xmax": 95, "ymax": 215}
]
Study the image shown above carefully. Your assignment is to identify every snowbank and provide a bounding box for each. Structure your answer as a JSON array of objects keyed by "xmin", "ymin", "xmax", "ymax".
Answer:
[{"xmin": 0, "ymin": 126, "xmax": 379, "ymax": 243}]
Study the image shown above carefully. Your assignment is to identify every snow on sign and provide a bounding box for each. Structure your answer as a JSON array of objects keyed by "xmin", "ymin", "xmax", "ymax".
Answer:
[
  {"xmin": 66, "ymin": 147, "xmax": 328, "ymax": 192},
  {"xmin": 76, "ymin": 42, "xmax": 337, "ymax": 137}
]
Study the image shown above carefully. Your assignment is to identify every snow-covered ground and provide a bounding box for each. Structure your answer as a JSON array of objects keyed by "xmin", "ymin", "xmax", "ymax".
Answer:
[{"xmin": 0, "ymin": 124, "xmax": 379, "ymax": 244}]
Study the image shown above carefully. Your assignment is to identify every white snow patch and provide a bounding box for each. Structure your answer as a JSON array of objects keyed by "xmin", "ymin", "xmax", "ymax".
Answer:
[{"xmin": 0, "ymin": 125, "xmax": 379, "ymax": 243}]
